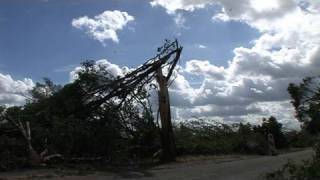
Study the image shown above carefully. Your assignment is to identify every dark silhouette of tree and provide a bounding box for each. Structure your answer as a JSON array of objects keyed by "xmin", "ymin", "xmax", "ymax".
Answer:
[
  {"xmin": 78, "ymin": 39, "xmax": 183, "ymax": 162},
  {"xmin": 0, "ymin": 73, "xmax": 159, "ymax": 167},
  {"xmin": 288, "ymin": 77, "xmax": 320, "ymax": 134},
  {"xmin": 0, "ymin": 40, "xmax": 182, "ymax": 168},
  {"xmin": 1, "ymin": 79, "xmax": 65, "ymax": 166},
  {"xmin": 3, "ymin": 106, "xmax": 44, "ymax": 166},
  {"xmin": 261, "ymin": 116, "xmax": 287, "ymax": 149}
]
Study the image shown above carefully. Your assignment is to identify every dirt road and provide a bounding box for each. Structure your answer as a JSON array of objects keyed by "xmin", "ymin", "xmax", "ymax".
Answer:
[
  {"xmin": 144, "ymin": 149, "xmax": 314, "ymax": 180},
  {"xmin": 0, "ymin": 149, "xmax": 314, "ymax": 180}
]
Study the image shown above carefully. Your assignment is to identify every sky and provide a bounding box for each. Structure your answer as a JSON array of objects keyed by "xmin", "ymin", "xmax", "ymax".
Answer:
[{"xmin": 1, "ymin": 0, "xmax": 320, "ymax": 129}]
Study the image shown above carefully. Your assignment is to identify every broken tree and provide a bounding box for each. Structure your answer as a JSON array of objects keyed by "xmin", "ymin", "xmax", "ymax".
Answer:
[
  {"xmin": 156, "ymin": 68, "xmax": 176, "ymax": 161},
  {"xmin": 82, "ymin": 39, "xmax": 183, "ymax": 162},
  {"xmin": 3, "ymin": 107, "xmax": 62, "ymax": 166}
]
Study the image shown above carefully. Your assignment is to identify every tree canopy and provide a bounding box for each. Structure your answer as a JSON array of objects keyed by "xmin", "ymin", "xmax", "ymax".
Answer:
[{"xmin": 288, "ymin": 76, "xmax": 320, "ymax": 134}]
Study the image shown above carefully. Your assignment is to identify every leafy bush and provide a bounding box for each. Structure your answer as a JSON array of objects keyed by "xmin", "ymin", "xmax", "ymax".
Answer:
[
  {"xmin": 0, "ymin": 132, "xmax": 28, "ymax": 171},
  {"xmin": 175, "ymin": 120, "xmax": 271, "ymax": 155},
  {"xmin": 286, "ymin": 130, "xmax": 316, "ymax": 148}
]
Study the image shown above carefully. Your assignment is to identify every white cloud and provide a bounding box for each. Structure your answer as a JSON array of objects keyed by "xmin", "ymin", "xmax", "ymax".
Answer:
[
  {"xmin": 72, "ymin": 10, "xmax": 134, "ymax": 44},
  {"xmin": 150, "ymin": 0, "xmax": 213, "ymax": 14},
  {"xmin": 69, "ymin": 59, "xmax": 129, "ymax": 82},
  {"xmin": 212, "ymin": 13, "xmax": 231, "ymax": 22},
  {"xmin": 65, "ymin": 1, "xmax": 320, "ymax": 128},
  {"xmin": 0, "ymin": 73, "xmax": 34, "ymax": 106},
  {"xmin": 196, "ymin": 44, "xmax": 207, "ymax": 49},
  {"xmin": 174, "ymin": 13, "xmax": 187, "ymax": 28},
  {"xmin": 181, "ymin": 104, "xmax": 262, "ymax": 117},
  {"xmin": 66, "ymin": 54, "xmax": 306, "ymax": 129},
  {"xmin": 149, "ymin": 0, "xmax": 320, "ymax": 128},
  {"xmin": 185, "ymin": 60, "xmax": 226, "ymax": 80},
  {"xmin": 150, "ymin": 0, "xmax": 297, "ymax": 21}
]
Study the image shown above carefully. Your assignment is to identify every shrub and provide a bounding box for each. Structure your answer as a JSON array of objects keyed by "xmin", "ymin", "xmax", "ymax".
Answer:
[
  {"xmin": 0, "ymin": 134, "xmax": 28, "ymax": 171},
  {"xmin": 174, "ymin": 120, "xmax": 269, "ymax": 155}
]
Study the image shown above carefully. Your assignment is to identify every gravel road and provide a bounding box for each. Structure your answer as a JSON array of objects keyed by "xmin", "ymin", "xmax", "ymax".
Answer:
[
  {"xmin": 0, "ymin": 149, "xmax": 314, "ymax": 180},
  {"xmin": 130, "ymin": 149, "xmax": 314, "ymax": 180}
]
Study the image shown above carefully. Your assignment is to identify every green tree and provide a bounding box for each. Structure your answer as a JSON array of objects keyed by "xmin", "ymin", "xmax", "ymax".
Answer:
[
  {"xmin": 288, "ymin": 77, "xmax": 320, "ymax": 134},
  {"xmin": 261, "ymin": 116, "xmax": 287, "ymax": 148},
  {"xmin": 1, "ymin": 63, "xmax": 159, "ymax": 169}
]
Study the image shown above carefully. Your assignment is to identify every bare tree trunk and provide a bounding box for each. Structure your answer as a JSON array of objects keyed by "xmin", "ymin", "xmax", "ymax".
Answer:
[
  {"xmin": 27, "ymin": 140, "xmax": 42, "ymax": 166},
  {"xmin": 156, "ymin": 69, "xmax": 176, "ymax": 162},
  {"xmin": 24, "ymin": 121, "xmax": 42, "ymax": 166},
  {"xmin": 9, "ymin": 119, "xmax": 42, "ymax": 166}
]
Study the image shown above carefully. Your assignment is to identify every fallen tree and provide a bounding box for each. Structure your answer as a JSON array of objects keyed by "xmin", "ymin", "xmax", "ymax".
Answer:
[
  {"xmin": 3, "ymin": 107, "xmax": 61, "ymax": 166},
  {"xmin": 79, "ymin": 39, "xmax": 183, "ymax": 162}
]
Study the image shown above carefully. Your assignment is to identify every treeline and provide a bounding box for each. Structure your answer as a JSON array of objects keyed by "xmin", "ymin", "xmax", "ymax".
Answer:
[
  {"xmin": 175, "ymin": 117, "xmax": 313, "ymax": 156},
  {"xmin": 0, "ymin": 62, "xmax": 317, "ymax": 172}
]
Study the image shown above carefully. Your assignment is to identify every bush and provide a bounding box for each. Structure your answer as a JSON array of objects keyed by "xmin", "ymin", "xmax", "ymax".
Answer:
[
  {"xmin": 0, "ymin": 134, "xmax": 28, "ymax": 171},
  {"xmin": 174, "ymin": 120, "xmax": 270, "ymax": 155},
  {"xmin": 286, "ymin": 131, "xmax": 316, "ymax": 148}
]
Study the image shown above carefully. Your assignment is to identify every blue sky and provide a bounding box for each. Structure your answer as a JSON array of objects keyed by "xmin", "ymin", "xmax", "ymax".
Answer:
[
  {"xmin": 1, "ymin": 0, "xmax": 319, "ymax": 129},
  {"xmin": 0, "ymin": 0, "xmax": 258, "ymax": 83}
]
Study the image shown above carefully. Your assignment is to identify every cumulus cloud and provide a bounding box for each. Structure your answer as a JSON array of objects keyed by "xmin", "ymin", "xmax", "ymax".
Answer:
[
  {"xmin": 185, "ymin": 60, "xmax": 226, "ymax": 80},
  {"xmin": 149, "ymin": 0, "xmax": 320, "ymax": 128},
  {"xmin": 72, "ymin": 10, "xmax": 134, "ymax": 44},
  {"xmin": 173, "ymin": 13, "xmax": 187, "ymax": 28},
  {"xmin": 66, "ymin": 54, "xmax": 304, "ymax": 128},
  {"xmin": 65, "ymin": 1, "xmax": 320, "ymax": 128},
  {"xmin": 150, "ymin": 0, "xmax": 213, "ymax": 14},
  {"xmin": 0, "ymin": 73, "xmax": 34, "ymax": 106},
  {"xmin": 180, "ymin": 104, "xmax": 262, "ymax": 118},
  {"xmin": 150, "ymin": 0, "xmax": 297, "ymax": 20},
  {"xmin": 69, "ymin": 59, "xmax": 129, "ymax": 82}
]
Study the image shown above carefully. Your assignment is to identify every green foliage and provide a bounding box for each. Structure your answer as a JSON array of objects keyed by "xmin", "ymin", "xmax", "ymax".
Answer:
[
  {"xmin": 267, "ymin": 76, "xmax": 320, "ymax": 179},
  {"xmin": 174, "ymin": 118, "xmax": 285, "ymax": 156},
  {"xmin": 237, "ymin": 123, "xmax": 268, "ymax": 154},
  {"xmin": 175, "ymin": 116, "xmax": 292, "ymax": 156},
  {"xmin": 0, "ymin": 123, "xmax": 28, "ymax": 171},
  {"xmin": 288, "ymin": 76, "xmax": 320, "ymax": 134},
  {"xmin": 0, "ymin": 69, "xmax": 159, "ymax": 170},
  {"xmin": 260, "ymin": 116, "xmax": 288, "ymax": 149},
  {"xmin": 286, "ymin": 130, "xmax": 315, "ymax": 148},
  {"xmin": 2, "ymin": 70, "xmax": 317, "ymax": 172},
  {"xmin": 175, "ymin": 120, "xmax": 239, "ymax": 155}
]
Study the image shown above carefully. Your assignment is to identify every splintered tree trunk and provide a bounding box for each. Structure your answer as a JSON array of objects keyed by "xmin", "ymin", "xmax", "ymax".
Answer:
[
  {"xmin": 24, "ymin": 121, "xmax": 42, "ymax": 166},
  {"xmin": 12, "ymin": 120, "xmax": 42, "ymax": 166},
  {"xmin": 156, "ymin": 69, "xmax": 176, "ymax": 162},
  {"xmin": 27, "ymin": 140, "xmax": 42, "ymax": 166}
]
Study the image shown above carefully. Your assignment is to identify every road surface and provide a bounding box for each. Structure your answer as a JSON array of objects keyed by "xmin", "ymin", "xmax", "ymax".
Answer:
[{"xmin": 0, "ymin": 149, "xmax": 314, "ymax": 180}]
